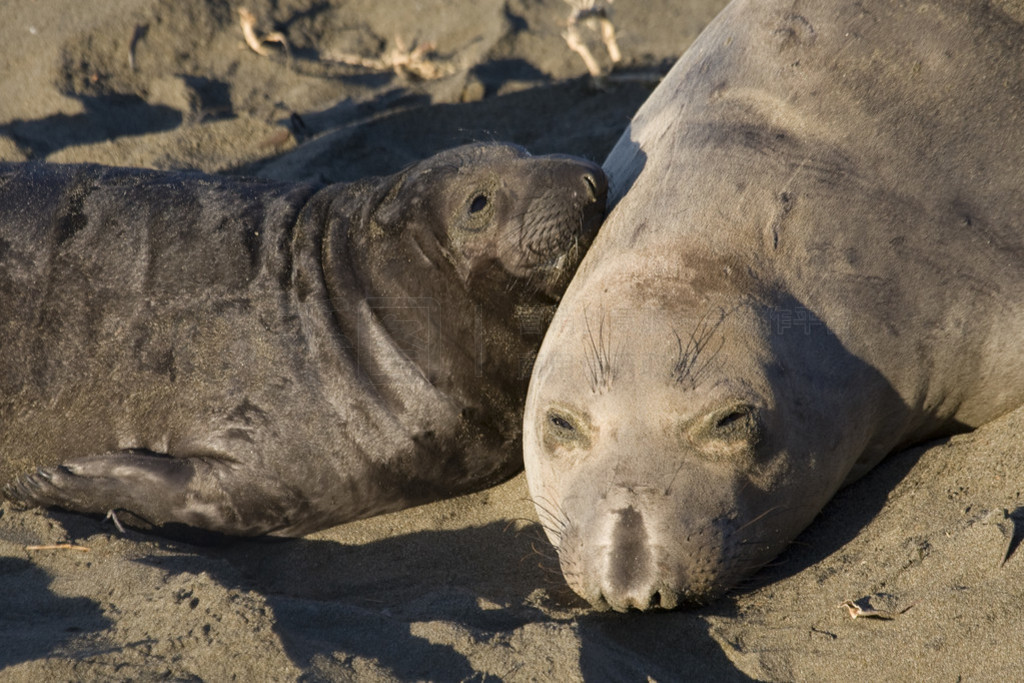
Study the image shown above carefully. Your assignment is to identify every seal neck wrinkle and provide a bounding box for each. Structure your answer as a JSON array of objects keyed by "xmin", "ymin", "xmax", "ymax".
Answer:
[
  {"xmin": 290, "ymin": 184, "xmax": 392, "ymax": 415},
  {"xmin": 333, "ymin": 179, "xmax": 533, "ymax": 425},
  {"xmin": 316, "ymin": 182, "xmax": 481, "ymax": 440}
]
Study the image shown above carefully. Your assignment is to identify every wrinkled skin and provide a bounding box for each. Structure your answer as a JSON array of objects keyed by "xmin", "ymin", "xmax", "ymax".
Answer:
[
  {"xmin": 2, "ymin": 143, "xmax": 607, "ymax": 538},
  {"xmin": 524, "ymin": 0, "xmax": 1024, "ymax": 611}
]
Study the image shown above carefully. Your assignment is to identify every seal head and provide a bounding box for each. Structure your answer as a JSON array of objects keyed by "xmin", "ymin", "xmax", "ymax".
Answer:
[{"xmin": 351, "ymin": 144, "xmax": 606, "ymax": 304}]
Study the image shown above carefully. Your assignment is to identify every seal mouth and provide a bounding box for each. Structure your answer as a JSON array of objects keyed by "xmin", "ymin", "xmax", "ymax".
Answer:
[
  {"xmin": 511, "ymin": 192, "xmax": 604, "ymax": 299},
  {"xmin": 530, "ymin": 237, "xmax": 589, "ymax": 301}
]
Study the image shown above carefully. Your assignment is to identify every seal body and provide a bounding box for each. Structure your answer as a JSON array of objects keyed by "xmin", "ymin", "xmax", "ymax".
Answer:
[
  {"xmin": 2, "ymin": 143, "xmax": 606, "ymax": 537},
  {"xmin": 523, "ymin": 0, "xmax": 1024, "ymax": 611}
]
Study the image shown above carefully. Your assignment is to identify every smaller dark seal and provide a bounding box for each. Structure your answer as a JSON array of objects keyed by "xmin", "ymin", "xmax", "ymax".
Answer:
[{"xmin": 1, "ymin": 143, "xmax": 606, "ymax": 537}]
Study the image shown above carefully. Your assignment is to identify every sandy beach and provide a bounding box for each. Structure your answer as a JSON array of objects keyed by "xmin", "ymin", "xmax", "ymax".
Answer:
[{"xmin": 2, "ymin": 1, "xmax": 1023, "ymax": 680}]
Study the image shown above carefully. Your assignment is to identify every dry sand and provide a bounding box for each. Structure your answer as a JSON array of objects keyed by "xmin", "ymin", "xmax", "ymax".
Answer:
[{"xmin": 2, "ymin": 1, "xmax": 1023, "ymax": 680}]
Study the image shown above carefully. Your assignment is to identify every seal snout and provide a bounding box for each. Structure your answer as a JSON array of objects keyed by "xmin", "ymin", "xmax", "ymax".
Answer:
[
  {"xmin": 541, "ymin": 154, "xmax": 607, "ymax": 223},
  {"xmin": 592, "ymin": 500, "xmax": 693, "ymax": 612},
  {"xmin": 539, "ymin": 153, "xmax": 607, "ymax": 205},
  {"xmin": 573, "ymin": 483, "xmax": 730, "ymax": 612},
  {"xmin": 603, "ymin": 504, "xmax": 660, "ymax": 610}
]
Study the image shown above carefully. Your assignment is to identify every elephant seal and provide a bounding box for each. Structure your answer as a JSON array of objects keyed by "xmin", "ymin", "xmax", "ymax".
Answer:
[
  {"xmin": 523, "ymin": 0, "xmax": 1024, "ymax": 611},
  {"xmin": 1, "ymin": 142, "xmax": 607, "ymax": 537}
]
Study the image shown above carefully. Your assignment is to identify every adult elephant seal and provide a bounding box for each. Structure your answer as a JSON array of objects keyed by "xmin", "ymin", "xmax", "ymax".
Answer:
[
  {"xmin": 1, "ymin": 142, "xmax": 606, "ymax": 537},
  {"xmin": 524, "ymin": 0, "xmax": 1024, "ymax": 611}
]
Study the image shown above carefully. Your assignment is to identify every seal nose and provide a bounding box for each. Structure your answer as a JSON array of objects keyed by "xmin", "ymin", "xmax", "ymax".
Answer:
[
  {"xmin": 608, "ymin": 505, "xmax": 652, "ymax": 593},
  {"xmin": 598, "ymin": 504, "xmax": 673, "ymax": 611},
  {"xmin": 581, "ymin": 168, "xmax": 608, "ymax": 203},
  {"xmin": 542, "ymin": 153, "xmax": 608, "ymax": 205},
  {"xmin": 575, "ymin": 163, "xmax": 608, "ymax": 237}
]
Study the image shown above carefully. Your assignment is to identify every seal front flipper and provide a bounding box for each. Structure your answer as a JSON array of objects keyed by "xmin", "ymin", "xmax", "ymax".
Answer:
[{"xmin": 3, "ymin": 450, "xmax": 281, "ymax": 537}]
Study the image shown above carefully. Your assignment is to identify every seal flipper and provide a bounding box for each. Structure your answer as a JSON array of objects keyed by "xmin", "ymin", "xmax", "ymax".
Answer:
[{"xmin": 3, "ymin": 450, "xmax": 280, "ymax": 537}]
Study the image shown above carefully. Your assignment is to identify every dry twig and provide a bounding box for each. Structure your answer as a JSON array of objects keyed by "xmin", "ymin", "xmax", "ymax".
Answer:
[
  {"xmin": 839, "ymin": 595, "xmax": 913, "ymax": 620},
  {"xmin": 323, "ymin": 35, "xmax": 454, "ymax": 80},
  {"xmin": 105, "ymin": 509, "xmax": 127, "ymax": 534},
  {"xmin": 128, "ymin": 23, "xmax": 148, "ymax": 71},
  {"xmin": 563, "ymin": 0, "xmax": 622, "ymax": 77},
  {"xmin": 25, "ymin": 543, "xmax": 91, "ymax": 552},
  {"xmin": 238, "ymin": 8, "xmax": 289, "ymax": 57}
]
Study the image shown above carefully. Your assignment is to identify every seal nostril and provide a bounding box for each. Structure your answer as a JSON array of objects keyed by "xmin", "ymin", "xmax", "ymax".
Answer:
[{"xmin": 582, "ymin": 172, "xmax": 603, "ymax": 201}]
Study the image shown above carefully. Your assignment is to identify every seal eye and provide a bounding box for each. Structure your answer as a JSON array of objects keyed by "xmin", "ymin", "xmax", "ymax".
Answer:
[
  {"xmin": 709, "ymin": 404, "xmax": 761, "ymax": 442},
  {"xmin": 542, "ymin": 408, "xmax": 592, "ymax": 452},
  {"xmin": 469, "ymin": 194, "xmax": 489, "ymax": 214},
  {"xmin": 689, "ymin": 403, "xmax": 764, "ymax": 460},
  {"xmin": 715, "ymin": 409, "xmax": 749, "ymax": 431},
  {"xmin": 550, "ymin": 414, "xmax": 575, "ymax": 432}
]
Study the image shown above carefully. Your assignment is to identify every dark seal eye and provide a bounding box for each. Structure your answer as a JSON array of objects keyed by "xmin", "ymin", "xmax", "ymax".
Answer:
[
  {"xmin": 715, "ymin": 408, "xmax": 749, "ymax": 431},
  {"xmin": 543, "ymin": 409, "xmax": 591, "ymax": 452},
  {"xmin": 688, "ymin": 403, "xmax": 764, "ymax": 461},
  {"xmin": 705, "ymin": 404, "xmax": 761, "ymax": 443},
  {"xmin": 469, "ymin": 194, "xmax": 489, "ymax": 214},
  {"xmin": 550, "ymin": 414, "xmax": 574, "ymax": 431}
]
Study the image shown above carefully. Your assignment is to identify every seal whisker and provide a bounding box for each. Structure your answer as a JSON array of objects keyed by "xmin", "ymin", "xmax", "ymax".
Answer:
[
  {"xmin": 530, "ymin": 495, "xmax": 573, "ymax": 543},
  {"xmin": 526, "ymin": 541, "xmax": 561, "ymax": 563},
  {"xmin": 733, "ymin": 505, "xmax": 788, "ymax": 533},
  {"xmin": 582, "ymin": 308, "xmax": 615, "ymax": 394},
  {"xmin": 531, "ymin": 494, "xmax": 572, "ymax": 527},
  {"xmin": 672, "ymin": 307, "xmax": 729, "ymax": 390}
]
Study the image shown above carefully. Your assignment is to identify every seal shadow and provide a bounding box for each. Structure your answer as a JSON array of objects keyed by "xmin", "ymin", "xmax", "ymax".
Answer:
[
  {"xmin": 0, "ymin": 93, "xmax": 183, "ymax": 159},
  {"xmin": 10, "ymin": 501, "xmax": 755, "ymax": 679},
  {"xmin": 238, "ymin": 75, "xmax": 658, "ymax": 183},
  {"xmin": 128, "ymin": 521, "xmax": 559, "ymax": 678},
  {"xmin": 120, "ymin": 518, "xmax": 750, "ymax": 679},
  {"xmin": 0, "ymin": 545, "xmax": 112, "ymax": 668},
  {"xmin": 575, "ymin": 609, "xmax": 756, "ymax": 681},
  {"xmin": 741, "ymin": 442, "xmax": 929, "ymax": 593}
]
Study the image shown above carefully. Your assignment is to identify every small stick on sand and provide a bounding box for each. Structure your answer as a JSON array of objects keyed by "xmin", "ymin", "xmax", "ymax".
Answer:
[
  {"xmin": 25, "ymin": 543, "xmax": 91, "ymax": 552},
  {"xmin": 839, "ymin": 596, "xmax": 914, "ymax": 620},
  {"xmin": 128, "ymin": 23, "xmax": 148, "ymax": 71},
  {"xmin": 238, "ymin": 8, "xmax": 289, "ymax": 58},
  {"xmin": 599, "ymin": 10, "xmax": 622, "ymax": 63},
  {"xmin": 105, "ymin": 509, "xmax": 127, "ymax": 534},
  {"xmin": 323, "ymin": 35, "xmax": 454, "ymax": 80}
]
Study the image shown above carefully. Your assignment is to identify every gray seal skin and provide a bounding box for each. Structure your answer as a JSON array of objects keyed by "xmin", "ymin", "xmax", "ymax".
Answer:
[
  {"xmin": 523, "ymin": 0, "xmax": 1024, "ymax": 611},
  {"xmin": 1, "ymin": 142, "xmax": 607, "ymax": 538}
]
